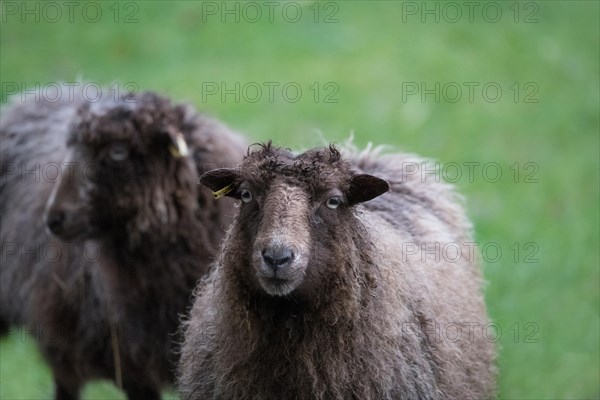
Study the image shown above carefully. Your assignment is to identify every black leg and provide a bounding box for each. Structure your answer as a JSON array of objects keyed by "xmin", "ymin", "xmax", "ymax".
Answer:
[
  {"xmin": 123, "ymin": 384, "xmax": 161, "ymax": 400},
  {"xmin": 0, "ymin": 319, "xmax": 9, "ymax": 337},
  {"xmin": 54, "ymin": 380, "xmax": 80, "ymax": 400}
]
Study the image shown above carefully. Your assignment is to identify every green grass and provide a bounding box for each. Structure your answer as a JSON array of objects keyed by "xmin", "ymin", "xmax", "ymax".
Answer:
[{"xmin": 1, "ymin": 1, "xmax": 598, "ymax": 399}]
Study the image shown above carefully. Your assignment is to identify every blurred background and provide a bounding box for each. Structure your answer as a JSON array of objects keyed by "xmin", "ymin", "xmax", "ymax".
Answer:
[{"xmin": 1, "ymin": 1, "xmax": 598, "ymax": 399}]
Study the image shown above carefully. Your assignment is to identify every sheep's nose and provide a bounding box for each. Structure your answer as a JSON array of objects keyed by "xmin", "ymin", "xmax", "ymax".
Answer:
[
  {"xmin": 262, "ymin": 245, "xmax": 294, "ymax": 271},
  {"xmin": 46, "ymin": 211, "xmax": 65, "ymax": 236}
]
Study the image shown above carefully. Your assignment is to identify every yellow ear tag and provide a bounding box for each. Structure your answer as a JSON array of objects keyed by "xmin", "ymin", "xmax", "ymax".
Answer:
[
  {"xmin": 169, "ymin": 132, "xmax": 190, "ymax": 158},
  {"xmin": 212, "ymin": 184, "xmax": 233, "ymax": 199}
]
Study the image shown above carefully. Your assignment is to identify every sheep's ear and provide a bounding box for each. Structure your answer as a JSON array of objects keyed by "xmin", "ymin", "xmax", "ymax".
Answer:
[
  {"xmin": 347, "ymin": 174, "xmax": 389, "ymax": 205},
  {"xmin": 200, "ymin": 168, "xmax": 239, "ymax": 199}
]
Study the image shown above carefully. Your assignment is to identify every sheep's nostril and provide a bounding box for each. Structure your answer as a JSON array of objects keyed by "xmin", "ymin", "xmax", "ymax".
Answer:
[
  {"xmin": 46, "ymin": 211, "xmax": 65, "ymax": 236},
  {"xmin": 261, "ymin": 246, "xmax": 294, "ymax": 271}
]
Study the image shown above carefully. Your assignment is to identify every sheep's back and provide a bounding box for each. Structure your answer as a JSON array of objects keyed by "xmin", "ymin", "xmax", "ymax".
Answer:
[
  {"xmin": 0, "ymin": 93, "xmax": 79, "ymax": 324},
  {"xmin": 351, "ymin": 150, "xmax": 496, "ymax": 399}
]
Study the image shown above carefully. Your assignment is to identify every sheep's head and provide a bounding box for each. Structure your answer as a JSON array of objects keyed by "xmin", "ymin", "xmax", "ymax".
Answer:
[
  {"xmin": 200, "ymin": 143, "xmax": 389, "ymax": 298},
  {"xmin": 44, "ymin": 92, "xmax": 198, "ymax": 243}
]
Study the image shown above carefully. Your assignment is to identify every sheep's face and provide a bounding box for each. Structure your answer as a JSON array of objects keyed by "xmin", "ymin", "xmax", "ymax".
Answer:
[
  {"xmin": 201, "ymin": 144, "xmax": 388, "ymax": 297},
  {"xmin": 45, "ymin": 93, "xmax": 197, "ymax": 242}
]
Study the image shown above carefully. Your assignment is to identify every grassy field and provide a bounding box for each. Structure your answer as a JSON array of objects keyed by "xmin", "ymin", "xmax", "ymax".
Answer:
[{"xmin": 1, "ymin": 1, "xmax": 598, "ymax": 399}]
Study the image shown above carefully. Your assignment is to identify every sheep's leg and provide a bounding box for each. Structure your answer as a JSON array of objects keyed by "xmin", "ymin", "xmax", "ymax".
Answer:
[
  {"xmin": 0, "ymin": 318, "xmax": 8, "ymax": 336},
  {"xmin": 122, "ymin": 384, "xmax": 161, "ymax": 400},
  {"xmin": 54, "ymin": 380, "xmax": 80, "ymax": 400}
]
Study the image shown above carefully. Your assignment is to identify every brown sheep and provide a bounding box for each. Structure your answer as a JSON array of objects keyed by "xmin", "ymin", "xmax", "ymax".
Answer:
[
  {"xmin": 0, "ymin": 86, "xmax": 246, "ymax": 399},
  {"xmin": 178, "ymin": 142, "xmax": 496, "ymax": 400}
]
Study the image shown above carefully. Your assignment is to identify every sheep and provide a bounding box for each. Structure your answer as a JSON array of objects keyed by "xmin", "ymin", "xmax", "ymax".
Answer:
[
  {"xmin": 0, "ymin": 85, "xmax": 247, "ymax": 400},
  {"xmin": 178, "ymin": 142, "xmax": 496, "ymax": 400}
]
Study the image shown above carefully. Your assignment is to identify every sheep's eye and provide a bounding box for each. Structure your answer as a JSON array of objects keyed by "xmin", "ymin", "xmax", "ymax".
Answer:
[
  {"xmin": 325, "ymin": 196, "xmax": 342, "ymax": 209},
  {"xmin": 108, "ymin": 143, "xmax": 129, "ymax": 161},
  {"xmin": 240, "ymin": 189, "xmax": 253, "ymax": 203}
]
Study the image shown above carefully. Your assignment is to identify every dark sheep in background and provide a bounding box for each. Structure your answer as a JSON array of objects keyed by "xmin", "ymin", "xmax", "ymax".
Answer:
[
  {"xmin": 178, "ymin": 143, "xmax": 496, "ymax": 400},
  {"xmin": 0, "ymin": 86, "xmax": 247, "ymax": 399}
]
